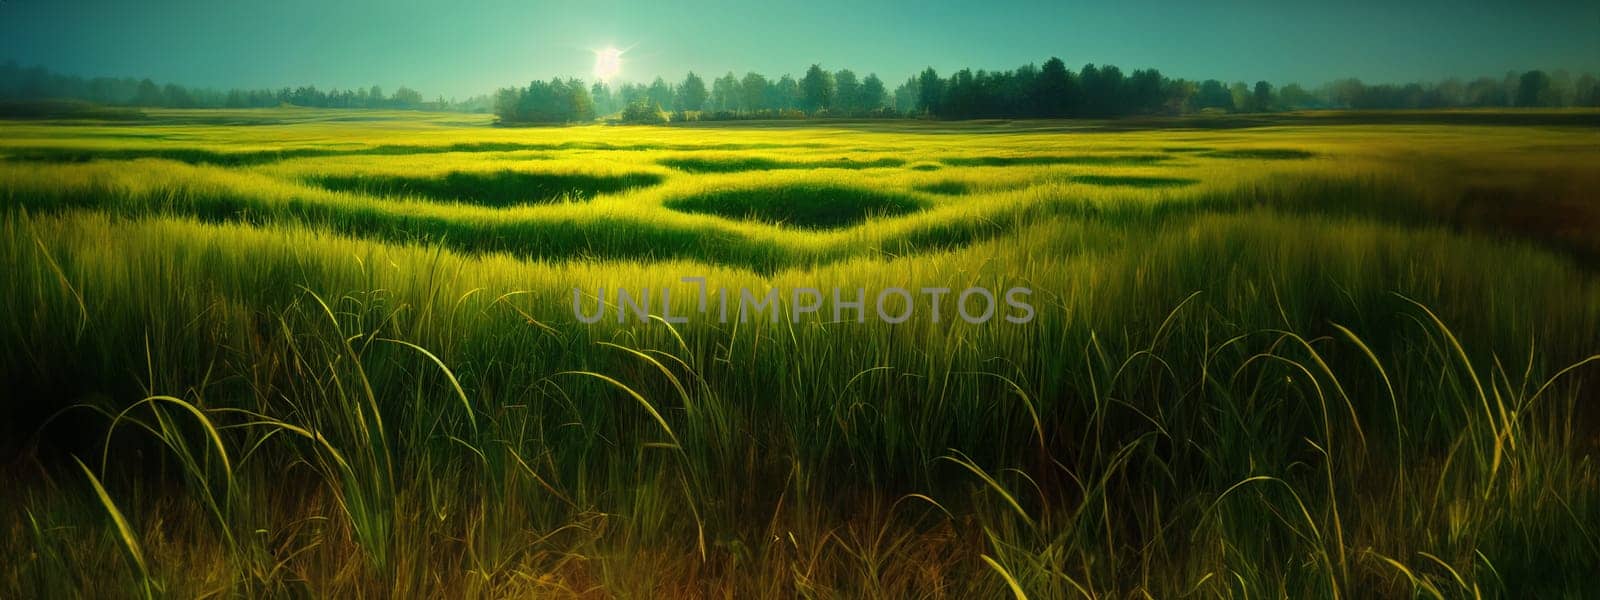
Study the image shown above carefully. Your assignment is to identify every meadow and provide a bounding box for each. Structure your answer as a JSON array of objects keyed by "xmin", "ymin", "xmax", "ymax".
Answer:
[{"xmin": 1, "ymin": 108, "xmax": 1598, "ymax": 597}]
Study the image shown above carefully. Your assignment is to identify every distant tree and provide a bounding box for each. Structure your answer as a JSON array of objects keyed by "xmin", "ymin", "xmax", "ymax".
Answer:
[
  {"xmin": 519, "ymin": 80, "xmax": 558, "ymax": 122},
  {"xmin": 367, "ymin": 86, "xmax": 384, "ymax": 108},
  {"xmin": 1577, "ymin": 74, "xmax": 1600, "ymax": 107},
  {"xmin": 943, "ymin": 69, "xmax": 976, "ymax": 118},
  {"xmin": 616, "ymin": 82, "xmax": 646, "ymax": 107},
  {"xmin": 860, "ymin": 73, "xmax": 887, "ymax": 113},
  {"xmin": 647, "ymin": 77, "xmax": 675, "ymax": 112},
  {"xmin": 916, "ymin": 67, "xmax": 943, "ymax": 115},
  {"xmin": 619, "ymin": 98, "xmax": 668, "ymax": 124},
  {"xmin": 740, "ymin": 72, "xmax": 769, "ymax": 113},
  {"xmin": 893, "ymin": 77, "xmax": 918, "ymax": 113},
  {"xmin": 834, "ymin": 69, "xmax": 861, "ymax": 114},
  {"xmin": 773, "ymin": 75, "xmax": 800, "ymax": 110},
  {"xmin": 391, "ymin": 86, "xmax": 423, "ymax": 108},
  {"xmin": 591, "ymin": 81, "xmax": 614, "ymax": 115},
  {"xmin": 133, "ymin": 78, "xmax": 163, "ymax": 106},
  {"xmin": 1194, "ymin": 79, "xmax": 1234, "ymax": 111},
  {"xmin": 1277, "ymin": 83, "xmax": 1318, "ymax": 109},
  {"xmin": 677, "ymin": 72, "xmax": 707, "ymax": 112},
  {"xmin": 1549, "ymin": 70, "xmax": 1575, "ymax": 106},
  {"xmin": 566, "ymin": 78, "xmax": 595, "ymax": 121},
  {"xmin": 801, "ymin": 64, "xmax": 834, "ymax": 113},
  {"xmin": 1517, "ymin": 70, "xmax": 1553, "ymax": 107},
  {"xmin": 1430, "ymin": 78, "xmax": 1466, "ymax": 107},
  {"xmin": 1127, "ymin": 69, "xmax": 1164, "ymax": 114},
  {"xmin": 494, "ymin": 87, "xmax": 523, "ymax": 122},
  {"xmin": 1324, "ymin": 78, "xmax": 1365, "ymax": 108},
  {"xmin": 1228, "ymin": 82, "xmax": 1250, "ymax": 113},
  {"xmin": 1251, "ymin": 80, "xmax": 1274, "ymax": 112},
  {"xmin": 1033, "ymin": 58, "xmax": 1071, "ymax": 117},
  {"xmin": 162, "ymin": 83, "xmax": 194, "ymax": 108},
  {"xmin": 1162, "ymin": 78, "xmax": 1196, "ymax": 114},
  {"xmin": 711, "ymin": 72, "xmax": 740, "ymax": 112}
]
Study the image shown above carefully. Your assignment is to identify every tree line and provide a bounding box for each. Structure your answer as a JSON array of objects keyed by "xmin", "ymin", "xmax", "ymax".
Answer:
[
  {"xmin": 0, "ymin": 61, "xmax": 490, "ymax": 112},
  {"xmin": 497, "ymin": 59, "xmax": 1600, "ymax": 124},
  {"xmin": 5, "ymin": 58, "xmax": 1597, "ymax": 123}
]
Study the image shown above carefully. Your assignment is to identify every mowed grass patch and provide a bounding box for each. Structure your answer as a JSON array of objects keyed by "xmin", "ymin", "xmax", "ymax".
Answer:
[
  {"xmin": 1068, "ymin": 174, "xmax": 1199, "ymax": 188},
  {"xmin": 914, "ymin": 180, "xmax": 977, "ymax": 195},
  {"xmin": 659, "ymin": 155, "xmax": 905, "ymax": 173},
  {"xmin": 663, "ymin": 183, "xmax": 928, "ymax": 229},
  {"xmin": 940, "ymin": 153, "xmax": 1172, "ymax": 167},
  {"xmin": 308, "ymin": 170, "xmax": 663, "ymax": 207},
  {"xmin": 1201, "ymin": 148, "xmax": 1316, "ymax": 159},
  {"xmin": 912, "ymin": 179, "xmax": 1032, "ymax": 195}
]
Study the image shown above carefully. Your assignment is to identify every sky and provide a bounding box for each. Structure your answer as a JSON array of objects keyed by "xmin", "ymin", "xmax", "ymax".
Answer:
[{"xmin": 2, "ymin": 0, "xmax": 1597, "ymax": 99}]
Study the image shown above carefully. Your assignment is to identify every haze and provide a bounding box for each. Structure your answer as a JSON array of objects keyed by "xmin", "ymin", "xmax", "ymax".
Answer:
[{"xmin": 2, "ymin": 0, "xmax": 1597, "ymax": 98}]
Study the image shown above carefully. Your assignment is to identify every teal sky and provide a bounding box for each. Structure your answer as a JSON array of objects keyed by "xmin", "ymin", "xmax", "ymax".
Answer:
[{"xmin": 3, "ymin": 0, "xmax": 1597, "ymax": 98}]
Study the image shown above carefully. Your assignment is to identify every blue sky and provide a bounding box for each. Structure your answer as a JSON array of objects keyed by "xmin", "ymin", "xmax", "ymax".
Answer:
[{"xmin": 3, "ymin": 0, "xmax": 1596, "ymax": 98}]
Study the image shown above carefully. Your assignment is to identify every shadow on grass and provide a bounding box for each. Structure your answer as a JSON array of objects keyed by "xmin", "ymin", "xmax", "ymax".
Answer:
[
  {"xmin": 308, "ymin": 170, "xmax": 663, "ymax": 207},
  {"xmin": 660, "ymin": 156, "xmax": 906, "ymax": 173},
  {"xmin": 1068, "ymin": 175, "xmax": 1199, "ymax": 188},
  {"xmin": 913, "ymin": 181, "xmax": 976, "ymax": 195},
  {"xmin": 1200, "ymin": 149, "xmax": 1315, "ymax": 160},
  {"xmin": 940, "ymin": 154, "xmax": 1172, "ymax": 167},
  {"xmin": 0, "ymin": 141, "xmax": 840, "ymax": 166},
  {"xmin": 912, "ymin": 180, "xmax": 1036, "ymax": 195},
  {"xmin": 664, "ymin": 185, "xmax": 928, "ymax": 229}
]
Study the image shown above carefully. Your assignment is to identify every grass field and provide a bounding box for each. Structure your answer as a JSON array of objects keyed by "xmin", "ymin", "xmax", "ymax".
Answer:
[{"xmin": 2, "ymin": 108, "xmax": 1598, "ymax": 597}]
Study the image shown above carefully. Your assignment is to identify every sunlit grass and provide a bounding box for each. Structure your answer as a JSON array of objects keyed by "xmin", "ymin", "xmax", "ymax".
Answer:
[{"xmin": 2, "ymin": 110, "xmax": 1598, "ymax": 597}]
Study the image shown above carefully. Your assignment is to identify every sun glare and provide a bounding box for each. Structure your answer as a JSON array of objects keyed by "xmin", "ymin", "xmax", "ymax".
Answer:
[{"xmin": 593, "ymin": 47, "xmax": 623, "ymax": 82}]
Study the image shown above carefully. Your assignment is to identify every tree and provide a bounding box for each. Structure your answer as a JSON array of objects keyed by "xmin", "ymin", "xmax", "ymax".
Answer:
[
  {"xmin": 1163, "ymin": 78, "xmax": 1197, "ymax": 115},
  {"xmin": 133, "ymin": 78, "xmax": 163, "ymax": 106},
  {"xmin": 591, "ymin": 81, "xmax": 614, "ymax": 115},
  {"xmin": 1517, "ymin": 70, "xmax": 1553, "ymax": 107},
  {"xmin": 801, "ymin": 64, "xmax": 834, "ymax": 113},
  {"xmin": 1194, "ymin": 79, "xmax": 1233, "ymax": 111},
  {"xmin": 619, "ymin": 98, "xmax": 668, "ymax": 124},
  {"xmin": 647, "ymin": 77, "xmax": 675, "ymax": 112},
  {"xmin": 1034, "ymin": 57, "xmax": 1071, "ymax": 117},
  {"xmin": 566, "ymin": 78, "xmax": 594, "ymax": 122},
  {"xmin": 773, "ymin": 75, "xmax": 800, "ymax": 110},
  {"xmin": 834, "ymin": 69, "xmax": 860, "ymax": 114},
  {"xmin": 495, "ymin": 87, "xmax": 523, "ymax": 122},
  {"xmin": 1466, "ymin": 77, "xmax": 1508, "ymax": 106},
  {"xmin": 740, "ymin": 72, "xmax": 769, "ymax": 113},
  {"xmin": 944, "ymin": 69, "xmax": 976, "ymax": 118},
  {"xmin": 1577, "ymin": 74, "xmax": 1600, "ymax": 107},
  {"xmin": 893, "ymin": 77, "xmax": 918, "ymax": 113},
  {"xmin": 916, "ymin": 67, "xmax": 943, "ymax": 115},
  {"xmin": 1228, "ymin": 82, "xmax": 1250, "ymax": 113},
  {"xmin": 860, "ymin": 73, "xmax": 887, "ymax": 113},
  {"xmin": 1251, "ymin": 80, "xmax": 1274, "ymax": 112},
  {"xmin": 162, "ymin": 83, "xmax": 194, "ymax": 108},
  {"xmin": 677, "ymin": 72, "xmax": 707, "ymax": 112},
  {"xmin": 1079, "ymin": 64, "xmax": 1128, "ymax": 117},
  {"xmin": 391, "ymin": 86, "xmax": 423, "ymax": 108},
  {"xmin": 1127, "ymin": 69, "xmax": 1164, "ymax": 114},
  {"xmin": 1275, "ymin": 83, "xmax": 1313, "ymax": 109},
  {"xmin": 711, "ymin": 72, "xmax": 740, "ymax": 112}
]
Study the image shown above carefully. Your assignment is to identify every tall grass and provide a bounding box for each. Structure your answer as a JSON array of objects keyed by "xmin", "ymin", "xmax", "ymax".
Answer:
[{"xmin": 1, "ymin": 112, "xmax": 1598, "ymax": 597}]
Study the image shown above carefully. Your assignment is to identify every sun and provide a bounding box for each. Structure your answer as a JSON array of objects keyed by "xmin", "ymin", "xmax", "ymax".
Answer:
[{"xmin": 593, "ymin": 47, "xmax": 623, "ymax": 82}]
